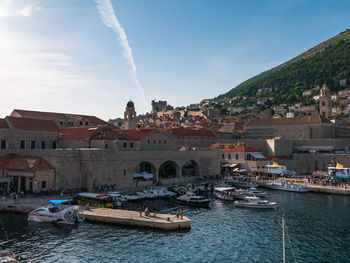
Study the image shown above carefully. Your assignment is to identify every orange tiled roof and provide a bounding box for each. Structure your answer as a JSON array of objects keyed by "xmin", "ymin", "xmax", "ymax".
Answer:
[
  {"xmin": 116, "ymin": 129, "xmax": 155, "ymax": 140},
  {"xmin": 0, "ymin": 154, "xmax": 55, "ymax": 171},
  {"xmin": 246, "ymin": 114, "xmax": 331, "ymax": 127},
  {"xmin": 11, "ymin": 109, "xmax": 107, "ymax": 126},
  {"xmin": 171, "ymin": 127, "xmax": 215, "ymax": 137},
  {"xmin": 6, "ymin": 116, "xmax": 59, "ymax": 132},
  {"xmin": 0, "ymin": 119, "xmax": 8, "ymax": 129},
  {"xmin": 209, "ymin": 143, "xmax": 260, "ymax": 152},
  {"xmin": 60, "ymin": 126, "xmax": 107, "ymax": 140}
]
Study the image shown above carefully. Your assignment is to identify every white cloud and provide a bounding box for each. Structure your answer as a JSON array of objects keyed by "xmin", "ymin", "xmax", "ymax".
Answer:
[
  {"xmin": 16, "ymin": 6, "xmax": 34, "ymax": 17},
  {"xmin": 0, "ymin": 1, "xmax": 41, "ymax": 19},
  {"xmin": 95, "ymin": 0, "xmax": 146, "ymax": 107}
]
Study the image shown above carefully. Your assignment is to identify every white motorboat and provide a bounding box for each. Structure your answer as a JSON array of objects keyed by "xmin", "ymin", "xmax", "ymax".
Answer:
[
  {"xmin": 136, "ymin": 191, "xmax": 156, "ymax": 199},
  {"xmin": 234, "ymin": 196, "xmax": 277, "ymax": 209},
  {"xmin": 28, "ymin": 205, "xmax": 83, "ymax": 225},
  {"xmin": 176, "ymin": 193, "xmax": 210, "ymax": 207},
  {"xmin": 265, "ymin": 178, "xmax": 309, "ymax": 193},
  {"xmin": 214, "ymin": 187, "xmax": 248, "ymax": 201},
  {"xmin": 150, "ymin": 187, "xmax": 176, "ymax": 198},
  {"xmin": 248, "ymin": 188, "xmax": 267, "ymax": 198},
  {"xmin": 121, "ymin": 194, "xmax": 144, "ymax": 201}
]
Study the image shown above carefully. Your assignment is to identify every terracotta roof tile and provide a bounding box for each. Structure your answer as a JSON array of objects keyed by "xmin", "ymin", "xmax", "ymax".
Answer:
[
  {"xmin": 116, "ymin": 129, "xmax": 155, "ymax": 140},
  {"xmin": 0, "ymin": 119, "xmax": 8, "ymax": 129},
  {"xmin": 6, "ymin": 116, "xmax": 59, "ymax": 132},
  {"xmin": 0, "ymin": 154, "xmax": 55, "ymax": 171},
  {"xmin": 246, "ymin": 114, "xmax": 331, "ymax": 127},
  {"xmin": 209, "ymin": 143, "xmax": 260, "ymax": 152},
  {"xmin": 60, "ymin": 126, "xmax": 107, "ymax": 140},
  {"xmin": 11, "ymin": 109, "xmax": 107, "ymax": 125}
]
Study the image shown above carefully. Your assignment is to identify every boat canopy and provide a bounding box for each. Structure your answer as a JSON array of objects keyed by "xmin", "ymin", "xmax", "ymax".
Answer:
[
  {"xmin": 250, "ymin": 153, "xmax": 265, "ymax": 159},
  {"xmin": 49, "ymin": 199, "xmax": 72, "ymax": 205},
  {"xmin": 133, "ymin": 171, "xmax": 153, "ymax": 179},
  {"xmin": 214, "ymin": 187, "xmax": 235, "ymax": 192}
]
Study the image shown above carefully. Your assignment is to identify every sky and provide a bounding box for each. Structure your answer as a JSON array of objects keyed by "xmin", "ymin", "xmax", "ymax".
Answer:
[{"xmin": 0, "ymin": 0, "xmax": 350, "ymax": 120}]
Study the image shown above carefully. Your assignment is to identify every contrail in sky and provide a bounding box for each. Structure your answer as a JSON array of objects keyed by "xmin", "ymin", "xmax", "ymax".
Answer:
[{"xmin": 95, "ymin": 0, "xmax": 146, "ymax": 105}]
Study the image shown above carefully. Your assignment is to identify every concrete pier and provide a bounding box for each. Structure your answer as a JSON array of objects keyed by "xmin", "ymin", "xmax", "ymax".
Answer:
[
  {"xmin": 82, "ymin": 207, "xmax": 191, "ymax": 231},
  {"xmin": 308, "ymin": 184, "xmax": 350, "ymax": 195}
]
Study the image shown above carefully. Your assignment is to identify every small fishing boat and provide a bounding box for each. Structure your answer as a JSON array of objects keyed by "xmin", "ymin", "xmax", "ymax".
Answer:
[
  {"xmin": 136, "ymin": 191, "xmax": 156, "ymax": 199},
  {"xmin": 176, "ymin": 193, "xmax": 210, "ymax": 207},
  {"xmin": 234, "ymin": 196, "xmax": 277, "ymax": 209},
  {"xmin": 28, "ymin": 205, "xmax": 83, "ymax": 225},
  {"xmin": 121, "ymin": 194, "xmax": 145, "ymax": 201}
]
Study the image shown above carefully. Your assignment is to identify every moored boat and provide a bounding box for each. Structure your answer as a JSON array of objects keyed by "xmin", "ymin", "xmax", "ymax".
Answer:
[
  {"xmin": 247, "ymin": 187, "xmax": 267, "ymax": 198},
  {"xmin": 28, "ymin": 205, "xmax": 83, "ymax": 225},
  {"xmin": 234, "ymin": 196, "xmax": 277, "ymax": 209},
  {"xmin": 265, "ymin": 178, "xmax": 308, "ymax": 193},
  {"xmin": 176, "ymin": 193, "xmax": 210, "ymax": 207}
]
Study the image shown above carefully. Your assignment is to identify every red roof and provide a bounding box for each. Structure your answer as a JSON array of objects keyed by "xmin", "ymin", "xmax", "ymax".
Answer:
[
  {"xmin": 11, "ymin": 109, "xmax": 107, "ymax": 126},
  {"xmin": 116, "ymin": 129, "xmax": 155, "ymax": 140},
  {"xmin": 0, "ymin": 119, "xmax": 8, "ymax": 129},
  {"xmin": 60, "ymin": 126, "xmax": 107, "ymax": 140},
  {"xmin": 171, "ymin": 128, "xmax": 215, "ymax": 137},
  {"xmin": 6, "ymin": 116, "xmax": 59, "ymax": 132},
  {"xmin": 209, "ymin": 143, "xmax": 260, "ymax": 152},
  {"xmin": 0, "ymin": 154, "xmax": 55, "ymax": 171}
]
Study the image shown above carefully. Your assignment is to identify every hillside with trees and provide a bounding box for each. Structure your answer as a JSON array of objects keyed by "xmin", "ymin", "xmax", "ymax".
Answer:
[{"xmin": 218, "ymin": 29, "xmax": 350, "ymax": 105}]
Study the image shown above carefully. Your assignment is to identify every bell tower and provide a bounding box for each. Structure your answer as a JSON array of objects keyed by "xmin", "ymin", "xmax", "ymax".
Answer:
[
  {"xmin": 123, "ymin": 100, "xmax": 137, "ymax": 129},
  {"xmin": 319, "ymin": 83, "xmax": 331, "ymax": 119}
]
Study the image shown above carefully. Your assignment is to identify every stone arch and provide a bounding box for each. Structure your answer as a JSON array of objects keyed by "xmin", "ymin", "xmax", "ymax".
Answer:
[
  {"xmin": 133, "ymin": 161, "xmax": 156, "ymax": 180},
  {"xmin": 181, "ymin": 160, "xmax": 199, "ymax": 177},
  {"xmin": 159, "ymin": 161, "xmax": 179, "ymax": 179}
]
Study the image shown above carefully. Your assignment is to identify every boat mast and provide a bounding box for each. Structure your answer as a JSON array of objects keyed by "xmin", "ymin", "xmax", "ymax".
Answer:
[{"xmin": 282, "ymin": 217, "xmax": 286, "ymax": 263}]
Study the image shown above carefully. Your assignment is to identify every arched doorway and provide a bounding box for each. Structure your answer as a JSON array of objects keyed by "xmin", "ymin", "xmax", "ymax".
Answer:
[
  {"xmin": 134, "ymin": 161, "xmax": 156, "ymax": 182},
  {"xmin": 159, "ymin": 161, "xmax": 179, "ymax": 180},
  {"xmin": 181, "ymin": 160, "xmax": 199, "ymax": 177}
]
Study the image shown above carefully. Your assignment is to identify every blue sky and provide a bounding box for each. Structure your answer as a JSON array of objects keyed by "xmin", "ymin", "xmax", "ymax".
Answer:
[{"xmin": 0, "ymin": 0, "xmax": 349, "ymax": 120}]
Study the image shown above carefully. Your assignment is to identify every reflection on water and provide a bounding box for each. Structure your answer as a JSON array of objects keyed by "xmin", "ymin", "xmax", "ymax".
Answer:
[{"xmin": 1, "ymin": 191, "xmax": 350, "ymax": 263}]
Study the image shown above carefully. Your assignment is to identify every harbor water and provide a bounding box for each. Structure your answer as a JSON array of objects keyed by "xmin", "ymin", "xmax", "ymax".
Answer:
[{"xmin": 1, "ymin": 190, "xmax": 350, "ymax": 263}]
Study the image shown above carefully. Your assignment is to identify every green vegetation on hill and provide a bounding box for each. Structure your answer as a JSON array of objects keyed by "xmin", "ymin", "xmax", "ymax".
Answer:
[{"xmin": 218, "ymin": 29, "xmax": 350, "ymax": 105}]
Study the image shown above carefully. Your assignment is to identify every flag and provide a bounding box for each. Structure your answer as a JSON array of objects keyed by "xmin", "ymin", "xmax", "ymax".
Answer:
[{"xmin": 336, "ymin": 163, "xmax": 343, "ymax": 168}]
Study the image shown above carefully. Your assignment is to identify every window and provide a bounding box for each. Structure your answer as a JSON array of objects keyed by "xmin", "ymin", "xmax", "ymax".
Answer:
[
  {"xmin": 105, "ymin": 144, "xmax": 108, "ymax": 149},
  {"xmin": 41, "ymin": 141, "xmax": 46, "ymax": 149},
  {"xmin": 20, "ymin": 140, "xmax": 25, "ymax": 149},
  {"xmin": 236, "ymin": 154, "xmax": 238, "ymax": 160},
  {"xmin": 322, "ymin": 101, "xmax": 325, "ymax": 106},
  {"xmin": 246, "ymin": 154, "xmax": 252, "ymax": 161},
  {"xmin": 86, "ymin": 122, "xmax": 89, "ymax": 126},
  {"xmin": 59, "ymin": 121, "xmax": 63, "ymax": 125},
  {"xmin": 164, "ymin": 140, "xmax": 167, "ymax": 144},
  {"xmin": 123, "ymin": 169, "xmax": 126, "ymax": 176},
  {"xmin": 159, "ymin": 140, "xmax": 161, "ymax": 144},
  {"xmin": 31, "ymin": 140, "xmax": 36, "ymax": 149},
  {"xmin": 153, "ymin": 140, "xmax": 156, "ymax": 144},
  {"xmin": 222, "ymin": 154, "xmax": 225, "ymax": 159},
  {"xmin": 0, "ymin": 140, "xmax": 5, "ymax": 149},
  {"xmin": 41, "ymin": 181, "xmax": 46, "ymax": 189},
  {"xmin": 286, "ymin": 130, "xmax": 290, "ymax": 137},
  {"xmin": 228, "ymin": 154, "xmax": 231, "ymax": 160},
  {"xmin": 123, "ymin": 142, "xmax": 127, "ymax": 148},
  {"xmin": 147, "ymin": 140, "xmax": 150, "ymax": 144},
  {"xmin": 80, "ymin": 121, "xmax": 83, "ymax": 125},
  {"xmin": 130, "ymin": 142, "xmax": 133, "ymax": 148},
  {"xmin": 52, "ymin": 141, "xmax": 57, "ymax": 149},
  {"xmin": 299, "ymin": 130, "xmax": 303, "ymax": 137}
]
